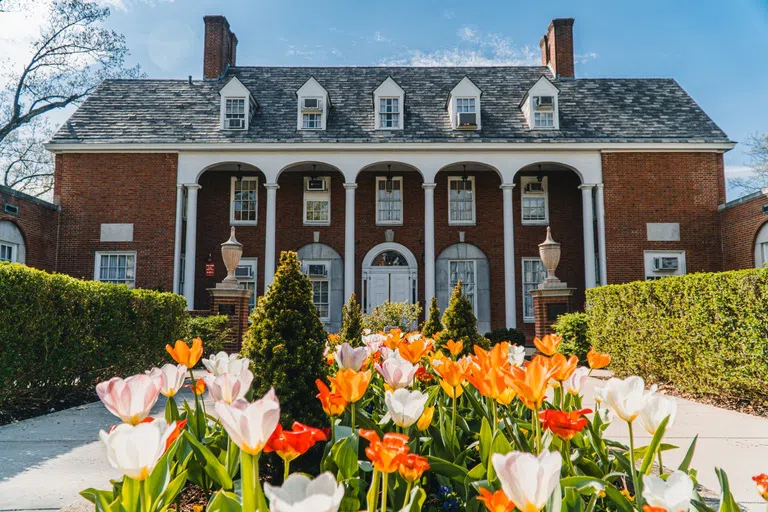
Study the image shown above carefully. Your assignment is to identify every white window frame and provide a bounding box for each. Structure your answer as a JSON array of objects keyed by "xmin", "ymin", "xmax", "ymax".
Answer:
[
  {"xmin": 236, "ymin": 257, "xmax": 258, "ymax": 315},
  {"xmin": 522, "ymin": 257, "xmax": 546, "ymax": 322},
  {"xmin": 761, "ymin": 242, "xmax": 768, "ymax": 267},
  {"xmin": 533, "ymin": 110, "xmax": 555, "ymax": 129},
  {"xmin": 179, "ymin": 254, "xmax": 185, "ymax": 296},
  {"xmin": 0, "ymin": 242, "xmax": 17, "ymax": 263},
  {"xmin": 94, "ymin": 251, "xmax": 137, "ymax": 288},
  {"xmin": 448, "ymin": 176, "xmax": 476, "ymax": 225},
  {"xmin": 230, "ymin": 176, "xmax": 259, "ymax": 226},
  {"xmin": 377, "ymin": 97, "xmax": 401, "ymax": 129},
  {"xmin": 521, "ymin": 176, "xmax": 549, "ymax": 225},
  {"xmin": 303, "ymin": 260, "xmax": 331, "ymax": 322},
  {"xmin": 531, "ymin": 95, "xmax": 557, "ymax": 130},
  {"xmin": 303, "ymin": 176, "xmax": 331, "ymax": 226},
  {"xmin": 449, "ymin": 259, "xmax": 477, "ymax": 316},
  {"xmin": 643, "ymin": 250, "xmax": 686, "ymax": 281},
  {"xmin": 375, "ymin": 176, "xmax": 404, "ymax": 225},
  {"xmin": 223, "ymin": 97, "xmax": 247, "ymax": 130},
  {"xmin": 299, "ymin": 96, "xmax": 324, "ymax": 130}
]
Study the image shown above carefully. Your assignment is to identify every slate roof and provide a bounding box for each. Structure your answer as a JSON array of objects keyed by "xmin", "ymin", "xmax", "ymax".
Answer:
[{"xmin": 50, "ymin": 66, "xmax": 730, "ymax": 144}]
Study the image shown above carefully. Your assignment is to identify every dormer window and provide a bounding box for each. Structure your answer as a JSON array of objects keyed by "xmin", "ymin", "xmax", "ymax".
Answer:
[
  {"xmin": 379, "ymin": 98, "xmax": 400, "ymax": 129},
  {"xmin": 219, "ymin": 77, "xmax": 257, "ymax": 131},
  {"xmin": 448, "ymin": 76, "xmax": 481, "ymax": 130},
  {"xmin": 520, "ymin": 76, "xmax": 559, "ymax": 130},
  {"xmin": 225, "ymin": 98, "xmax": 246, "ymax": 129},
  {"xmin": 297, "ymin": 77, "xmax": 330, "ymax": 131},
  {"xmin": 533, "ymin": 96, "xmax": 555, "ymax": 128},
  {"xmin": 301, "ymin": 97, "xmax": 324, "ymax": 129},
  {"xmin": 373, "ymin": 77, "xmax": 405, "ymax": 131}
]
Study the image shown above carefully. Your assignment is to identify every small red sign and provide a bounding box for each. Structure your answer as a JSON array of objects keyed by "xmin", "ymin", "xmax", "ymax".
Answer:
[{"xmin": 205, "ymin": 262, "xmax": 215, "ymax": 277}]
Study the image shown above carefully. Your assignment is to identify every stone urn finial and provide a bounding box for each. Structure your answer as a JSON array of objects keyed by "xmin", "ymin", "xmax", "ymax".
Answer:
[
  {"xmin": 538, "ymin": 226, "xmax": 563, "ymax": 288},
  {"xmin": 220, "ymin": 227, "xmax": 244, "ymax": 289}
]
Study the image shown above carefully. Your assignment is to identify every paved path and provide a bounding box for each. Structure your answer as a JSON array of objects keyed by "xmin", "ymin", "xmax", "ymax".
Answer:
[{"xmin": 1, "ymin": 377, "xmax": 766, "ymax": 511}]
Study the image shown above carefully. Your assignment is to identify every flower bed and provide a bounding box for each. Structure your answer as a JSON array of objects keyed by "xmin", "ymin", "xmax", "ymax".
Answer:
[{"xmin": 83, "ymin": 331, "xmax": 761, "ymax": 512}]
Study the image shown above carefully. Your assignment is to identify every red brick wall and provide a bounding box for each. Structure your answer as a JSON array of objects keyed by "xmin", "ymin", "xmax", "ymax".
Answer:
[
  {"xmin": 720, "ymin": 192, "xmax": 768, "ymax": 270},
  {"xmin": 0, "ymin": 187, "xmax": 59, "ymax": 271},
  {"xmin": 54, "ymin": 153, "xmax": 177, "ymax": 291},
  {"xmin": 602, "ymin": 152, "xmax": 724, "ymax": 283}
]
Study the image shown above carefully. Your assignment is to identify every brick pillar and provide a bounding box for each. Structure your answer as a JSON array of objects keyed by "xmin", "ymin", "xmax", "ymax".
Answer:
[
  {"xmin": 208, "ymin": 288, "xmax": 252, "ymax": 352},
  {"xmin": 530, "ymin": 288, "xmax": 574, "ymax": 339}
]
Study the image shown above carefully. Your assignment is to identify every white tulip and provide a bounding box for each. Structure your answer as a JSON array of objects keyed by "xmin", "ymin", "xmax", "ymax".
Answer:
[
  {"xmin": 149, "ymin": 364, "xmax": 187, "ymax": 398},
  {"xmin": 96, "ymin": 373, "xmax": 163, "ymax": 425},
  {"xmin": 214, "ymin": 389, "xmax": 280, "ymax": 455},
  {"xmin": 640, "ymin": 394, "xmax": 677, "ymax": 435},
  {"xmin": 492, "ymin": 450, "xmax": 562, "ymax": 512},
  {"xmin": 202, "ymin": 351, "xmax": 251, "ymax": 376},
  {"xmin": 362, "ymin": 333, "xmax": 385, "ymax": 353},
  {"xmin": 265, "ymin": 472, "xmax": 344, "ymax": 512},
  {"xmin": 204, "ymin": 369, "xmax": 254, "ymax": 404},
  {"xmin": 598, "ymin": 376, "xmax": 652, "ymax": 422},
  {"xmin": 334, "ymin": 343, "xmax": 369, "ymax": 371},
  {"xmin": 563, "ymin": 366, "xmax": 590, "ymax": 396},
  {"xmin": 381, "ymin": 388, "xmax": 429, "ymax": 428},
  {"xmin": 642, "ymin": 471, "xmax": 694, "ymax": 512},
  {"xmin": 508, "ymin": 344, "xmax": 526, "ymax": 367},
  {"xmin": 100, "ymin": 421, "xmax": 174, "ymax": 480},
  {"xmin": 375, "ymin": 351, "xmax": 418, "ymax": 389}
]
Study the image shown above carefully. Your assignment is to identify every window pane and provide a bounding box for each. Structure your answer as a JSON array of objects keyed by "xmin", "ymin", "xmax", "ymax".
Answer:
[
  {"xmin": 233, "ymin": 179, "xmax": 258, "ymax": 222},
  {"xmin": 522, "ymin": 259, "xmax": 546, "ymax": 319}
]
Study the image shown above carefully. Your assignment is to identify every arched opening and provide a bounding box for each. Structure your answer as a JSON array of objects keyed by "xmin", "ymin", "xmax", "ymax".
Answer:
[
  {"xmin": 297, "ymin": 243, "xmax": 344, "ymax": 332},
  {"xmin": 436, "ymin": 243, "xmax": 491, "ymax": 334},
  {"xmin": 361, "ymin": 242, "xmax": 418, "ymax": 314},
  {"xmin": 0, "ymin": 220, "xmax": 26, "ymax": 264},
  {"xmin": 753, "ymin": 221, "xmax": 768, "ymax": 268}
]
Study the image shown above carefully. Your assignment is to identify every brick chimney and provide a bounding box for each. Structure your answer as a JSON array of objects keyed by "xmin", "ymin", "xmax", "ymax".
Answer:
[
  {"xmin": 203, "ymin": 15, "xmax": 238, "ymax": 79},
  {"xmin": 540, "ymin": 18, "xmax": 575, "ymax": 79}
]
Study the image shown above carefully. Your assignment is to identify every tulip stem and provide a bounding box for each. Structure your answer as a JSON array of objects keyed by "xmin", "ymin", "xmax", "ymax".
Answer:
[
  {"xmin": 402, "ymin": 481, "xmax": 413, "ymax": 509},
  {"xmin": 380, "ymin": 473, "xmax": 388, "ymax": 512},
  {"xmin": 283, "ymin": 459, "xmax": 290, "ymax": 482},
  {"xmin": 627, "ymin": 421, "xmax": 643, "ymax": 512},
  {"xmin": 367, "ymin": 470, "xmax": 380, "ymax": 512},
  {"xmin": 585, "ymin": 492, "xmax": 599, "ymax": 512},
  {"xmin": 451, "ymin": 394, "xmax": 457, "ymax": 434},
  {"xmin": 351, "ymin": 404, "xmax": 356, "ymax": 433},
  {"xmin": 140, "ymin": 478, "xmax": 151, "ymax": 512},
  {"xmin": 241, "ymin": 451, "xmax": 256, "ymax": 512},
  {"xmin": 533, "ymin": 406, "xmax": 542, "ymax": 454},
  {"xmin": 657, "ymin": 449, "xmax": 664, "ymax": 476},
  {"xmin": 331, "ymin": 418, "xmax": 336, "ymax": 443}
]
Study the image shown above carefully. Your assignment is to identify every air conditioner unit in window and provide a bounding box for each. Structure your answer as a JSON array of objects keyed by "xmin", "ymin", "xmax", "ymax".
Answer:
[
  {"xmin": 524, "ymin": 181, "xmax": 545, "ymax": 193},
  {"xmin": 302, "ymin": 98, "xmax": 322, "ymax": 112},
  {"xmin": 227, "ymin": 118, "xmax": 245, "ymax": 129},
  {"xmin": 235, "ymin": 265, "xmax": 254, "ymax": 278},
  {"xmin": 306, "ymin": 178, "xmax": 327, "ymax": 191},
  {"xmin": 652, "ymin": 257, "xmax": 679, "ymax": 272},
  {"xmin": 307, "ymin": 264, "xmax": 328, "ymax": 277},
  {"xmin": 457, "ymin": 112, "xmax": 477, "ymax": 129},
  {"xmin": 535, "ymin": 96, "xmax": 554, "ymax": 111}
]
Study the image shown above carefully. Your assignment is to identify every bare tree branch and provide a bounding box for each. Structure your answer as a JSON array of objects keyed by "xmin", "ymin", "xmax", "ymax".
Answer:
[{"xmin": 728, "ymin": 133, "xmax": 768, "ymax": 196}]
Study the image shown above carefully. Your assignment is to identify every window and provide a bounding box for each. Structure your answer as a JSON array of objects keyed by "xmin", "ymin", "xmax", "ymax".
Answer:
[
  {"xmin": 379, "ymin": 98, "xmax": 400, "ymax": 129},
  {"xmin": 448, "ymin": 177, "xmax": 475, "ymax": 225},
  {"xmin": 533, "ymin": 95, "xmax": 555, "ymax": 129},
  {"xmin": 522, "ymin": 258, "xmax": 546, "ymax": 322},
  {"xmin": 521, "ymin": 176, "xmax": 548, "ymax": 224},
  {"xmin": 224, "ymin": 98, "xmax": 246, "ymax": 130},
  {"xmin": 303, "ymin": 260, "xmax": 330, "ymax": 321},
  {"xmin": 300, "ymin": 97, "xmax": 324, "ymax": 130},
  {"xmin": 235, "ymin": 258, "xmax": 258, "ymax": 315},
  {"xmin": 644, "ymin": 251, "xmax": 686, "ymax": 280},
  {"xmin": 302, "ymin": 113, "xmax": 322, "ymax": 129},
  {"xmin": 762, "ymin": 242, "xmax": 768, "ymax": 267},
  {"xmin": 456, "ymin": 97, "xmax": 476, "ymax": 113},
  {"xmin": 376, "ymin": 177, "xmax": 403, "ymax": 225},
  {"xmin": 95, "ymin": 251, "xmax": 136, "ymax": 288},
  {"xmin": 0, "ymin": 243, "xmax": 15, "ymax": 262},
  {"xmin": 449, "ymin": 260, "xmax": 477, "ymax": 315},
  {"xmin": 534, "ymin": 111, "xmax": 554, "ymax": 128},
  {"xmin": 230, "ymin": 177, "xmax": 258, "ymax": 225},
  {"xmin": 304, "ymin": 176, "xmax": 330, "ymax": 225}
]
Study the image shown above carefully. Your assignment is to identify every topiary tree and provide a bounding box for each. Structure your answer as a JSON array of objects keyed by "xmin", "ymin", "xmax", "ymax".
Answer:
[
  {"xmin": 362, "ymin": 300, "xmax": 422, "ymax": 333},
  {"xmin": 436, "ymin": 281, "xmax": 488, "ymax": 354},
  {"xmin": 422, "ymin": 296, "xmax": 443, "ymax": 338},
  {"xmin": 338, "ymin": 293, "xmax": 363, "ymax": 346},
  {"xmin": 241, "ymin": 251, "xmax": 327, "ymax": 426}
]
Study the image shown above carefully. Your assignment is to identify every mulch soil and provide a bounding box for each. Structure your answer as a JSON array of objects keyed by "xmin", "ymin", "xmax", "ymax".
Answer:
[{"xmin": 0, "ymin": 387, "xmax": 98, "ymax": 426}]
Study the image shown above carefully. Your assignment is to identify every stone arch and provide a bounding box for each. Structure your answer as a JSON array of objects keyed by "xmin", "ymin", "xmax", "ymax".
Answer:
[
  {"xmin": 356, "ymin": 160, "xmax": 424, "ymax": 181},
  {"xmin": 0, "ymin": 220, "xmax": 26, "ymax": 264},
  {"xmin": 276, "ymin": 160, "xmax": 344, "ymax": 182},
  {"xmin": 514, "ymin": 161, "xmax": 585, "ymax": 184},
  {"xmin": 436, "ymin": 243, "xmax": 491, "ymax": 335},
  {"xmin": 361, "ymin": 242, "xmax": 419, "ymax": 314},
  {"xmin": 753, "ymin": 220, "xmax": 768, "ymax": 268},
  {"xmin": 297, "ymin": 243, "xmax": 344, "ymax": 332},
  {"xmin": 436, "ymin": 160, "xmax": 503, "ymax": 182}
]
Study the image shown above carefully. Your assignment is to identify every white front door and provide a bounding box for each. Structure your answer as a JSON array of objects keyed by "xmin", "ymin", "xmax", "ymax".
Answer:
[
  {"xmin": 369, "ymin": 272, "xmax": 390, "ymax": 312},
  {"xmin": 389, "ymin": 271, "xmax": 410, "ymax": 303},
  {"xmin": 367, "ymin": 270, "xmax": 413, "ymax": 312}
]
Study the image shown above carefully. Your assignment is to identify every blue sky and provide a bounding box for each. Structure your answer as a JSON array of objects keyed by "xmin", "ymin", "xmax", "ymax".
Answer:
[{"xmin": 5, "ymin": 0, "xmax": 768, "ymax": 199}]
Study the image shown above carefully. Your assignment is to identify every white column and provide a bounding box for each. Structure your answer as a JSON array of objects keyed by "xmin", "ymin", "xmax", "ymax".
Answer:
[
  {"xmin": 423, "ymin": 183, "xmax": 436, "ymax": 305},
  {"xmin": 343, "ymin": 183, "xmax": 357, "ymax": 302},
  {"xmin": 183, "ymin": 184, "xmax": 200, "ymax": 310},
  {"xmin": 501, "ymin": 184, "xmax": 517, "ymax": 328},
  {"xmin": 595, "ymin": 183, "xmax": 608, "ymax": 286},
  {"xmin": 580, "ymin": 184, "xmax": 597, "ymax": 289},
  {"xmin": 172, "ymin": 184, "xmax": 184, "ymax": 294},
  {"xmin": 263, "ymin": 183, "xmax": 279, "ymax": 293}
]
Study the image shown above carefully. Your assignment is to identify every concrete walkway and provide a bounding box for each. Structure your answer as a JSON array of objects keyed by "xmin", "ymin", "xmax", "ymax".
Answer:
[{"xmin": 1, "ymin": 377, "xmax": 766, "ymax": 511}]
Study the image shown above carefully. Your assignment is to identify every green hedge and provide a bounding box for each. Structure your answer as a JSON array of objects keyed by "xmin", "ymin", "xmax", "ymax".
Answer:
[
  {"xmin": 552, "ymin": 312, "xmax": 590, "ymax": 362},
  {"xmin": 0, "ymin": 263, "xmax": 188, "ymax": 412},
  {"xmin": 587, "ymin": 268, "xmax": 768, "ymax": 406}
]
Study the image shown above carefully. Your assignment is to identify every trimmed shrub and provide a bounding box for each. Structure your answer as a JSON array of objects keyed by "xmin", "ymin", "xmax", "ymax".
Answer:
[
  {"xmin": 552, "ymin": 312, "xmax": 590, "ymax": 361},
  {"xmin": 484, "ymin": 327, "xmax": 525, "ymax": 347},
  {"xmin": 362, "ymin": 300, "xmax": 422, "ymax": 333},
  {"xmin": 436, "ymin": 281, "xmax": 488, "ymax": 353},
  {"xmin": 0, "ymin": 263, "xmax": 187, "ymax": 419},
  {"xmin": 587, "ymin": 268, "xmax": 768, "ymax": 407},
  {"xmin": 338, "ymin": 293, "xmax": 364, "ymax": 346},
  {"xmin": 422, "ymin": 297, "xmax": 443, "ymax": 338},
  {"xmin": 186, "ymin": 314, "xmax": 231, "ymax": 355},
  {"xmin": 241, "ymin": 252, "xmax": 327, "ymax": 426}
]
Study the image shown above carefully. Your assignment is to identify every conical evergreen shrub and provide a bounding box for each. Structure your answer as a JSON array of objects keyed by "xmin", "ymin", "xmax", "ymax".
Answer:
[
  {"xmin": 338, "ymin": 293, "xmax": 364, "ymax": 346},
  {"xmin": 436, "ymin": 281, "xmax": 488, "ymax": 354},
  {"xmin": 241, "ymin": 251, "xmax": 326, "ymax": 426},
  {"xmin": 422, "ymin": 296, "xmax": 443, "ymax": 338}
]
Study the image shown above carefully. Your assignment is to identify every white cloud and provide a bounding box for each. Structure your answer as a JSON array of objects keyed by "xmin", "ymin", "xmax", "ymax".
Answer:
[
  {"xmin": 373, "ymin": 31, "xmax": 391, "ymax": 43},
  {"xmin": 442, "ymin": 9, "xmax": 455, "ymax": 19},
  {"xmin": 725, "ymin": 165, "xmax": 755, "ymax": 177},
  {"xmin": 457, "ymin": 26, "xmax": 477, "ymax": 41}
]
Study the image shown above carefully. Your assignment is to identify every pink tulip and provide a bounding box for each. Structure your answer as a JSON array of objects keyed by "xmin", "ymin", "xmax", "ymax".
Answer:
[
  {"xmin": 203, "ymin": 369, "xmax": 254, "ymax": 404},
  {"xmin": 375, "ymin": 351, "xmax": 418, "ymax": 389},
  {"xmin": 96, "ymin": 374, "xmax": 163, "ymax": 425},
  {"xmin": 214, "ymin": 389, "xmax": 280, "ymax": 455},
  {"xmin": 149, "ymin": 363, "xmax": 188, "ymax": 398}
]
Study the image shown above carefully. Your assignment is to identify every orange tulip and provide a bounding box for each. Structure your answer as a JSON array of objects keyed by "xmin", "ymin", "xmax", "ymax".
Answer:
[
  {"xmin": 642, "ymin": 506, "xmax": 666, "ymax": 512},
  {"xmin": 539, "ymin": 408, "xmax": 592, "ymax": 441},
  {"xmin": 533, "ymin": 334, "xmax": 562, "ymax": 356},
  {"xmin": 360, "ymin": 430, "xmax": 410, "ymax": 473},
  {"xmin": 315, "ymin": 379, "xmax": 347, "ymax": 417},
  {"xmin": 398, "ymin": 336, "xmax": 433, "ymax": 364},
  {"xmin": 753, "ymin": 474, "xmax": 768, "ymax": 501},
  {"xmin": 327, "ymin": 368, "xmax": 371, "ymax": 403},
  {"xmin": 464, "ymin": 344, "xmax": 515, "ymax": 404},
  {"xmin": 477, "ymin": 488, "xmax": 515, "ymax": 512},
  {"xmin": 549, "ymin": 353, "xmax": 579, "ymax": 382},
  {"xmin": 508, "ymin": 355, "xmax": 556, "ymax": 410},
  {"xmin": 384, "ymin": 328, "xmax": 404, "ymax": 349},
  {"xmin": 164, "ymin": 419, "xmax": 187, "ymax": 451},
  {"xmin": 187, "ymin": 378, "xmax": 206, "ymax": 395},
  {"xmin": 264, "ymin": 422, "xmax": 327, "ymax": 463},
  {"xmin": 587, "ymin": 347, "xmax": 611, "ymax": 369},
  {"xmin": 398, "ymin": 453, "xmax": 430, "ymax": 483},
  {"xmin": 445, "ymin": 339, "xmax": 463, "ymax": 357},
  {"xmin": 166, "ymin": 338, "xmax": 203, "ymax": 368}
]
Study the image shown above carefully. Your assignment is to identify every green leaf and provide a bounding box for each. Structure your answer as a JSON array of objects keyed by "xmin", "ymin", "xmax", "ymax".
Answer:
[
  {"xmin": 559, "ymin": 476, "xmax": 605, "ymax": 494},
  {"xmin": 715, "ymin": 467, "xmax": 740, "ymax": 512},
  {"xmin": 153, "ymin": 470, "xmax": 188, "ymax": 512},
  {"xmin": 332, "ymin": 435, "xmax": 359, "ymax": 481},
  {"xmin": 206, "ymin": 490, "xmax": 242, "ymax": 512},
  {"xmin": 479, "ymin": 417, "xmax": 492, "ymax": 465},
  {"xmin": 632, "ymin": 443, "xmax": 678, "ymax": 459},
  {"xmin": 181, "ymin": 430, "xmax": 233, "ymax": 490},
  {"xmin": 399, "ymin": 486, "xmax": 427, "ymax": 512},
  {"xmin": 640, "ymin": 416, "xmax": 669, "ymax": 475},
  {"xmin": 120, "ymin": 476, "xmax": 140, "ymax": 512},
  {"xmin": 147, "ymin": 440, "xmax": 177, "ymax": 504},
  {"xmin": 79, "ymin": 488, "xmax": 116, "ymax": 512},
  {"xmin": 603, "ymin": 482, "xmax": 635, "ymax": 512},
  {"xmin": 562, "ymin": 487, "xmax": 585, "ymax": 512},
  {"xmin": 426, "ymin": 456, "xmax": 468, "ymax": 482},
  {"xmin": 462, "ymin": 384, "xmax": 490, "ymax": 422},
  {"xmin": 678, "ymin": 436, "xmax": 698, "ymax": 472}
]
